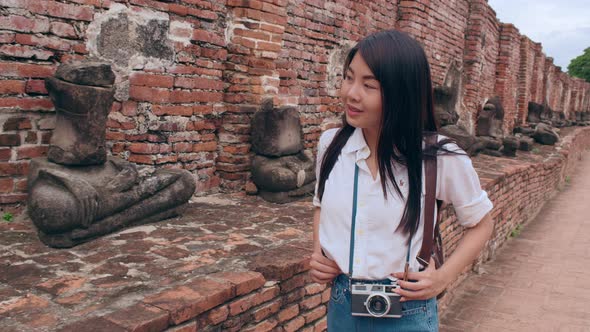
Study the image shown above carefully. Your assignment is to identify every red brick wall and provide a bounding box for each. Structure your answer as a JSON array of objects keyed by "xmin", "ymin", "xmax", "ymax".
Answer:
[
  {"xmin": 545, "ymin": 58, "xmax": 560, "ymax": 111},
  {"xmin": 517, "ymin": 36, "xmax": 535, "ymax": 126},
  {"xmin": 2, "ymin": 0, "xmax": 590, "ymax": 210},
  {"xmin": 530, "ymin": 42, "xmax": 546, "ymax": 105},
  {"xmin": 397, "ymin": 0, "xmax": 470, "ymax": 86},
  {"xmin": 277, "ymin": 0, "xmax": 397, "ymax": 150},
  {"xmin": 560, "ymin": 72, "xmax": 571, "ymax": 117},
  {"xmin": 494, "ymin": 23, "xmax": 520, "ymax": 134},
  {"xmin": 463, "ymin": 0, "xmax": 500, "ymax": 132}
]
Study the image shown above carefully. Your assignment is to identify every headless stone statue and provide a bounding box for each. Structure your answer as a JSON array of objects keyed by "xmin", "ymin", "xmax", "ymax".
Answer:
[
  {"xmin": 250, "ymin": 100, "xmax": 315, "ymax": 204},
  {"xmin": 476, "ymin": 97, "xmax": 504, "ymax": 138},
  {"xmin": 27, "ymin": 62, "xmax": 196, "ymax": 248}
]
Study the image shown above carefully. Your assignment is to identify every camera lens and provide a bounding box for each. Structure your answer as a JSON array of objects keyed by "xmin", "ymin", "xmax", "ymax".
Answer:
[{"xmin": 366, "ymin": 294, "xmax": 390, "ymax": 317}]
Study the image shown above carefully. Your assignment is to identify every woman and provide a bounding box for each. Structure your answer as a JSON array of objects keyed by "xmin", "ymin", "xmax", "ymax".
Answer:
[{"xmin": 309, "ymin": 30, "xmax": 494, "ymax": 331}]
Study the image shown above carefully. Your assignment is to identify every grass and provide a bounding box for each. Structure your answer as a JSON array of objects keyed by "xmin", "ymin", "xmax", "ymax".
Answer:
[
  {"xmin": 2, "ymin": 212, "xmax": 13, "ymax": 222},
  {"xmin": 509, "ymin": 223, "xmax": 523, "ymax": 238}
]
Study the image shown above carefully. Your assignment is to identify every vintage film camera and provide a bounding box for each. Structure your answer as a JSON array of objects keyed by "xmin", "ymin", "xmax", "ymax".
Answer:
[{"xmin": 351, "ymin": 282, "xmax": 403, "ymax": 318}]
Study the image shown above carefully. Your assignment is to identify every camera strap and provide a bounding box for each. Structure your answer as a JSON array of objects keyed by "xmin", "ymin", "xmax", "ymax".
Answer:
[{"xmin": 348, "ymin": 164, "xmax": 412, "ymax": 285}]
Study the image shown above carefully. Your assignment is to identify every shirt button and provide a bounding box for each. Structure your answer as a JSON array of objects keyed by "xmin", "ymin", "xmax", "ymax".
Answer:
[
  {"xmin": 355, "ymin": 259, "xmax": 360, "ymax": 264},
  {"xmin": 359, "ymin": 201, "xmax": 365, "ymax": 207},
  {"xmin": 357, "ymin": 230, "xmax": 364, "ymax": 235}
]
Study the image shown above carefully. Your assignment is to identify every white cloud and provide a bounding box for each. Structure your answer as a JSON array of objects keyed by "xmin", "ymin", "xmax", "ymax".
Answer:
[{"xmin": 488, "ymin": 0, "xmax": 590, "ymax": 69}]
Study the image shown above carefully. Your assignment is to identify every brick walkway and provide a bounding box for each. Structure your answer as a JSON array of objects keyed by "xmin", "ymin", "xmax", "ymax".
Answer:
[{"xmin": 441, "ymin": 151, "xmax": 590, "ymax": 331}]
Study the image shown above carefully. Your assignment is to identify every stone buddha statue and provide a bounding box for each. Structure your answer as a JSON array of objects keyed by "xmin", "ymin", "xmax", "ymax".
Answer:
[
  {"xmin": 250, "ymin": 100, "xmax": 315, "ymax": 204},
  {"xmin": 27, "ymin": 62, "xmax": 196, "ymax": 248}
]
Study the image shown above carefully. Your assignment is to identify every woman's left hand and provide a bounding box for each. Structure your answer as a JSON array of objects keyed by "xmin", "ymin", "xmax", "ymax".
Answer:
[{"xmin": 390, "ymin": 257, "xmax": 450, "ymax": 302}]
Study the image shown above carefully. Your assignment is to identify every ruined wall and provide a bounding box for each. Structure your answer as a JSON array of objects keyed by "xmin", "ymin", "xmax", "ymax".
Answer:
[
  {"xmin": 517, "ymin": 36, "xmax": 535, "ymax": 126},
  {"xmin": 530, "ymin": 42, "xmax": 546, "ymax": 105},
  {"xmin": 494, "ymin": 23, "xmax": 520, "ymax": 134},
  {"xmin": 544, "ymin": 58, "xmax": 559, "ymax": 111},
  {"xmin": 1, "ymin": 0, "xmax": 590, "ymax": 210},
  {"xmin": 397, "ymin": 0, "xmax": 470, "ymax": 87},
  {"xmin": 462, "ymin": 0, "xmax": 500, "ymax": 132}
]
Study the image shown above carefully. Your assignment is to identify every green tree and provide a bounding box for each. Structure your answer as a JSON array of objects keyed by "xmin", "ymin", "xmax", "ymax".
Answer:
[{"xmin": 568, "ymin": 47, "xmax": 590, "ymax": 82}]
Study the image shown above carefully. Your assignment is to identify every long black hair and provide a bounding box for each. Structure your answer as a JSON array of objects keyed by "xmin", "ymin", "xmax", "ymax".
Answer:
[{"xmin": 317, "ymin": 30, "xmax": 450, "ymax": 237}]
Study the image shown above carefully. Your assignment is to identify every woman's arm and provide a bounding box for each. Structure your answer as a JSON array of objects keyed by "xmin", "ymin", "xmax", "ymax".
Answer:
[
  {"xmin": 392, "ymin": 212, "xmax": 494, "ymax": 301},
  {"xmin": 309, "ymin": 207, "xmax": 341, "ymax": 283}
]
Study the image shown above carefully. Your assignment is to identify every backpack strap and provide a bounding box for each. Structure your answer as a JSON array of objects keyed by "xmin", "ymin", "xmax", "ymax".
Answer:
[{"xmin": 417, "ymin": 133, "xmax": 438, "ymax": 268}]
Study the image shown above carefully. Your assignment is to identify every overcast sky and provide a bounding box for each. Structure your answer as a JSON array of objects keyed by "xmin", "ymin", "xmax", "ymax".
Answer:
[{"xmin": 488, "ymin": 0, "xmax": 590, "ymax": 71}]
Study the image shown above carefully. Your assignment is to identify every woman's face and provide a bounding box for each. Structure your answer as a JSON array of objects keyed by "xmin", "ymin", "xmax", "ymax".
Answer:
[{"xmin": 341, "ymin": 53, "xmax": 383, "ymax": 132}]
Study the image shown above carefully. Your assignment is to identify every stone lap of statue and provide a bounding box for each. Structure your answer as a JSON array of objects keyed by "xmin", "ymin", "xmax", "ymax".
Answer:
[{"xmin": 27, "ymin": 62, "xmax": 196, "ymax": 248}]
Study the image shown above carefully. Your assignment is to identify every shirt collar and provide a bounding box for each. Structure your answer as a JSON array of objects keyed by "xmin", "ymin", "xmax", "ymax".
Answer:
[{"xmin": 342, "ymin": 127, "xmax": 371, "ymax": 160}]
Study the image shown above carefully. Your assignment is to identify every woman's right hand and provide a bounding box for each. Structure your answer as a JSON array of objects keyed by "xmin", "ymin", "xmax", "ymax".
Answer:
[{"xmin": 309, "ymin": 250, "xmax": 341, "ymax": 284}]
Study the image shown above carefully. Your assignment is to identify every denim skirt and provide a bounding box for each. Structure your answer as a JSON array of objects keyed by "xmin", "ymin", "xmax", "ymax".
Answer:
[{"xmin": 327, "ymin": 274, "xmax": 439, "ymax": 332}]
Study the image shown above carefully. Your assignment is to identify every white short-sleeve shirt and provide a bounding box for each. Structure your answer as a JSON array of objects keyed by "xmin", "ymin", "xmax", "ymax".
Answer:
[{"xmin": 313, "ymin": 127, "xmax": 493, "ymax": 279}]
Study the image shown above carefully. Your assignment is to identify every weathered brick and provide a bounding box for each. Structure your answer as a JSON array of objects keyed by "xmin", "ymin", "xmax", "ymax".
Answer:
[
  {"xmin": 35, "ymin": 276, "xmax": 87, "ymax": 296},
  {"xmin": 192, "ymin": 29, "xmax": 225, "ymax": 46},
  {"xmin": 130, "ymin": 73, "xmax": 174, "ymax": 88},
  {"xmin": 169, "ymin": 90, "xmax": 223, "ymax": 103},
  {"xmin": 0, "ymin": 134, "xmax": 20, "ymax": 146},
  {"xmin": 129, "ymin": 86, "xmax": 170, "ymax": 103},
  {"xmin": 128, "ymin": 154, "xmax": 155, "ymax": 164},
  {"xmin": 251, "ymin": 299, "xmax": 281, "ymax": 322},
  {"xmin": 173, "ymin": 77, "xmax": 224, "ymax": 90},
  {"xmin": 277, "ymin": 303, "xmax": 299, "ymax": 323},
  {"xmin": 0, "ymin": 31, "xmax": 16, "ymax": 43},
  {"xmin": 26, "ymin": 131, "xmax": 38, "ymax": 144},
  {"xmin": 314, "ymin": 317, "xmax": 327, "ymax": 332},
  {"xmin": 0, "ymin": 193, "xmax": 27, "ymax": 203},
  {"xmin": 165, "ymin": 320, "xmax": 197, "ymax": 332},
  {"xmin": 320, "ymin": 288, "xmax": 330, "ymax": 303},
  {"xmin": 302, "ymin": 305, "xmax": 326, "ymax": 324},
  {"xmin": 187, "ymin": 8, "xmax": 218, "ymax": 21},
  {"xmin": 49, "ymin": 22, "xmax": 77, "ymax": 38},
  {"xmin": 13, "ymin": 178, "xmax": 26, "ymax": 192},
  {"xmin": 248, "ymin": 246, "xmax": 311, "ymax": 281},
  {"xmin": 72, "ymin": 43, "xmax": 87, "ymax": 54},
  {"xmin": 241, "ymin": 318, "xmax": 278, "ymax": 332},
  {"xmin": 304, "ymin": 283, "xmax": 326, "ymax": 296},
  {"xmin": 299, "ymin": 294, "xmax": 321, "ymax": 311},
  {"xmin": 16, "ymin": 33, "xmax": 73, "ymax": 51},
  {"xmin": 128, "ymin": 143, "xmax": 169, "ymax": 154},
  {"xmin": 30, "ymin": 1, "xmax": 94, "ymax": 21},
  {"xmin": 173, "ymin": 142, "xmax": 193, "ymax": 153},
  {"xmin": 103, "ymin": 303, "xmax": 170, "ymax": 332},
  {"xmin": 228, "ymin": 285, "xmax": 279, "ymax": 316},
  {"xmin": 0, "ymin": 148, "xmax": 11, "ymax": 161},
  {"xmin": 0, "ymin": 177, "xmax": 14, "ymax": 193},
  {"xmin": 152, "ymin": 105, "xmax": 193, "ymax": 116},
  {"xmin": 3, "ymin": 117, "xmax": 31, "ymax": 131},
  {"xmin": 0, "ymin": 97, "xmax": 53, "ymax": 110},
  {"xmin": 280, "ymin": 273, "xmax": 310, "ymax": 294},
  {"xmin": 193, "ymin": 141, "xmax": 217, "ymax": 152},
  {"xmin": 0, "ymin": 62, "xmax": 55, "ymax": 77},
  {"xmin": 142, "ymin": 278, "xmax": 235, "ymax": 325},
  {"xmin": 206, "ymin": 305, "xmax": 229, "ymax": 325},
  {"xmin": 0, "ymin": 80, "xmax": 26, "ymax": 94},
  {"xmin": 56, "ymin": 317, "xmax": 127, "ymax": 332},
  {"xmin": 283, "ymin": 316, "xmax": 305, "ymax": 332},
  {"xmin": 25, "ymin": 79, "xmax": 47, "ymax": 94},
  {"xmin": 0, "ymin": 15, "xmax": 50, "ymax": 33},
  {"xmin": 0, "ymin": 45, "xmax": 54, "ymax": 60},
  {"xmin": 210, "ymin": 271, "xmax": 266, "ymax": 296},
  {"xmin": 16, "ymin": 146, "xmax": 48, "ymax": 159}
]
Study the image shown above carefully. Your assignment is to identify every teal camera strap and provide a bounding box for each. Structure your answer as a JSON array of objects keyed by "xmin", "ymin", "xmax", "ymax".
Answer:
[{"xmin": 348, "ymin": 164, "xmax": 412, "ymax": 284}]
